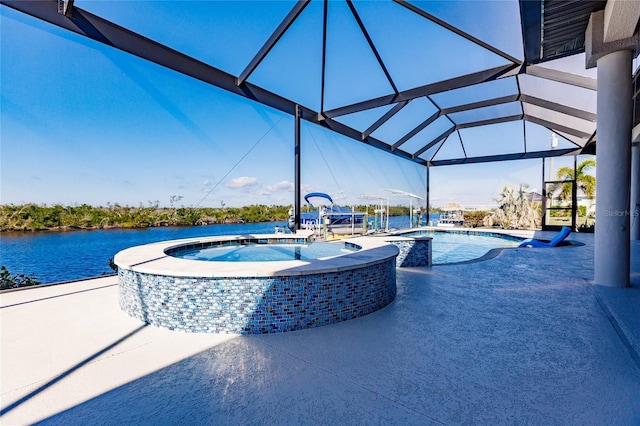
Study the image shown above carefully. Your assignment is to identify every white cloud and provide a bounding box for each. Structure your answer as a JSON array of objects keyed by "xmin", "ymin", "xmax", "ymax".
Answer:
[
  {"xmin": 200, "ymin": 179, "xmax": 213, "ymax": 193},
  {"xmin": 259, "ymin": 180, "xmax": 294, "ymax": 195},
  {"xmin": 224, "ymin": 176, "xmax": 258, "ymax": 189}
]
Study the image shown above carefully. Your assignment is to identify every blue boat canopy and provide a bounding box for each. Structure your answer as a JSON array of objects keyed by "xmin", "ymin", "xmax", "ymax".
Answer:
[{"xmin": 304, "ymin": 193, "xmax": 334, "ymax": 207}]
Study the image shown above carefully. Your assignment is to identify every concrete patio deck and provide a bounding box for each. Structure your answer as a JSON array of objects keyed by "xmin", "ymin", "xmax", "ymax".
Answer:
[{"xmin": 1, "ymin": 231, "xmax": 639, "ymax": 425}]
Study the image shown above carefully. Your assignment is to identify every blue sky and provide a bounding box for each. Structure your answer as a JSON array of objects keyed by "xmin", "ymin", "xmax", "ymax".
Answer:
[{"xmin": 0, "ymin": 1, "xmax": 589, "ymax": 209}]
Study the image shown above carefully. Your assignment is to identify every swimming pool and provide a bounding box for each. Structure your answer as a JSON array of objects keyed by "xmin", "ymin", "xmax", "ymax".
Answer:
[
  {"xmin": 398, "ymin": 230, "xmax": 522, "ymax": 264},
  {"xmin": 168, "ymin": 241, "xmax": 358, "ymax": 262}
]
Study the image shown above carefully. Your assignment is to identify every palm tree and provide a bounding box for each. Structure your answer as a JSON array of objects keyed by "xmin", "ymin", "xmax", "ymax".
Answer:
[
  {"xmin": 484, "ymin": 183, "xmax": 539, "ymax": 229},
  {"xmin": 497, "ymin": 185, "xmax": 518, "ymax": 228},
  {"xmin": 550, "ymin": 159, "xmax": 596, "ymax": 228},
  {"xmin": 553, "ymin": 159, "xmax": 596, "ymax": 205}
]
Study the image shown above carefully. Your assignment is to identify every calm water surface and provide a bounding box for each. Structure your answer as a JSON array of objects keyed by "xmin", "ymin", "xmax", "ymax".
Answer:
[
  {"xmin": 174, "ymin": 241, "xmax": 358, "ymax": 262},
  {"xmin": 1, "ymin": 216, "xmax": 419, "ymax": 284},
  {"xmin": 427, "ymin": 232, "xmax": 520, "ymax": 264}
]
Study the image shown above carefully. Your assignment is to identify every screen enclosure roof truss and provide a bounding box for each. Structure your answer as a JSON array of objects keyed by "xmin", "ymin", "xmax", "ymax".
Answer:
[{"xmin": 2, "ymin": 0, "xmax": 619, "ymax": 167}]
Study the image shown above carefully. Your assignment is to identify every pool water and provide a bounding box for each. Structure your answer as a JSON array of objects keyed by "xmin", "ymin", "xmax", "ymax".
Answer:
[
  {"xmin": 402, "ymin": 231, "xmax": 521, "ymax": 264},
  {"xmin": 172, "ymin": 241, "xmax": 358, "ymax": 262}
]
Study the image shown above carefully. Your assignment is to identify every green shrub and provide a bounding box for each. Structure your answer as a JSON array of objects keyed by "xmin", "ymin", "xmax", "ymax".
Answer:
[
  {"xmin": 0, "ymin": 266, "xmax": 40, "ymax": 290},
  {"xmin": 462, "ymin": 211, "xmax": 488, "ymax": 228}
]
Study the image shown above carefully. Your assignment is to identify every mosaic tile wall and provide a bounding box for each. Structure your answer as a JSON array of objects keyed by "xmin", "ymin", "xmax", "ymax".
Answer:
[
  {"xmin": 388, "ymin": 238, "xmax": 432, "ymax": 267},
  {"xmin": 119, "ymin": 260, "xmax": 396, "ymax": 334}
]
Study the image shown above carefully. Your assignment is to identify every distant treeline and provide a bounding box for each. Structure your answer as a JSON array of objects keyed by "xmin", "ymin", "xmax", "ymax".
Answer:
[{"xmin": 0, "ymin": 203, "xmax": 421, "ymax": 232}]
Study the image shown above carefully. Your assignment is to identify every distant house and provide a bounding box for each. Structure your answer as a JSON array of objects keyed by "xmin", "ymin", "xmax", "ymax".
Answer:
[
  {"xmin": 578, "ymin": 191, "xmax": 596, "ymax": 216},
  {"xmin": 526, "ymin": 191, "xmax": 543, "ymax": 203}
]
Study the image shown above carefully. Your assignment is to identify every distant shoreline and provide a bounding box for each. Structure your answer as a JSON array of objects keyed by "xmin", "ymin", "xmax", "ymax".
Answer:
[
  {"xmin": 0, "ymin": 203, "xmax": 418, "ymax": 233},
  {"xmin": 0, "ymin": 220, "xmax": 262, "ymax": 233}
]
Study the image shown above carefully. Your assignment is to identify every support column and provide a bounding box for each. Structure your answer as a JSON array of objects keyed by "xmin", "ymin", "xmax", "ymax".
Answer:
[
  {"xmin": 293, "ymin": 105, "xmax": 301, "ymax": 232},
  {"xmin": 571, "ymin": 155, "xmax": 578, "ymax": 232},
  {"xmin": 541, "ymin": 158, "xmax": 547, "ymax": 229},
  {"xmin": 425, "ymin": 165, "xmax": 430, "ymax": 225},
  {"xmin": 594, "ymin": 49, "xmax": 633, "ymax": 287},
  {"xmin": 631, "ymin": 140, "xmax": 640, "ymax": 239}
]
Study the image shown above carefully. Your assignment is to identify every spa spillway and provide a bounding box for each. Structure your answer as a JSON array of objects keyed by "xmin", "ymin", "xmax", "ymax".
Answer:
[{"xmin": 114, "ymin": 232, "xmax": 398, "ymax": 334}]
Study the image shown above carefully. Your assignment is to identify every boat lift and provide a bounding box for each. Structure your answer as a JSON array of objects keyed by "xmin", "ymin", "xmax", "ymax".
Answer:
[
  {"xmin": 296, "ymin": 192, "xmax": 368, "ymax": 238},
  {"xmin": 386, "ymin": 189, "xmax": 424, "ymax": 228},
  {"xmin": 361, "ymin": 195, "xmax": 389, "ymax": 232}
]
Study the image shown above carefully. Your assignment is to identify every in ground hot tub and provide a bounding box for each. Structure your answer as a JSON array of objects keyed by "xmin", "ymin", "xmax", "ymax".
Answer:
[
  {"xmin": 166, "ymin": 239, "xmax": 359, "ymax": 262},
  {"xmin": 114, "ymin": 232, "xmax": 398, "ymax": 334}
]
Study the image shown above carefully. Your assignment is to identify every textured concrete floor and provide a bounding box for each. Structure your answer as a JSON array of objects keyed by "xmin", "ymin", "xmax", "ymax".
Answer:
[{"xmin": 1, "ymin": 232, "xmax": 639, "ymax": 425}]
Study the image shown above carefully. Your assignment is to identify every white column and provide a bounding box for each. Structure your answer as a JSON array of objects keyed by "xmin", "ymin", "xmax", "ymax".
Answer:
[
  {"xmin": 594, "ymin": 49, "xmax": 633, "ymax": 287},
  {"xmin": 631, "ymin": 141, "xmax": 640, "ymax": 240}
]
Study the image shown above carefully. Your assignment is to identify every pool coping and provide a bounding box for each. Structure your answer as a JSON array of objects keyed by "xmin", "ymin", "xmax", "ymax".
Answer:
[{"xmin": 113, "ymin": 232, "xmax": 399, "ymax": 278}]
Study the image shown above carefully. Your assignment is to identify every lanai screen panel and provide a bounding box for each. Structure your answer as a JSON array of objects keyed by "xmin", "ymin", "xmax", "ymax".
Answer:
[
  {"xmin": 79, "ymin": 1, "xmax": 298, "ymax": 77},
  {"xmin": 1, "ymin": 0, "xmax": 615, "ymax": 167}
]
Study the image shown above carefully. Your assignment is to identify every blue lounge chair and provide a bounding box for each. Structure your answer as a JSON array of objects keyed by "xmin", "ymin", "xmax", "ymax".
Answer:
[{"xmin": 518, "ymin": 226, "xmax": 571, "ymax": 248}]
